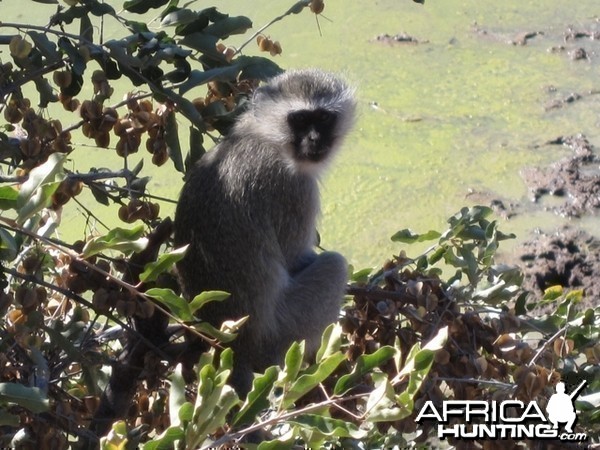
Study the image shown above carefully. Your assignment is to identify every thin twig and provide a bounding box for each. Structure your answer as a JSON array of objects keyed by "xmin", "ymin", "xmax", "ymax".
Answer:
[
  {"xmin": 0, "ymin": 218, "xmax": 214, "ymax": 344},
  {"xmin": 234, "ymin": 1, "xmax": 310, "ymax": 55},
  {"xmin": 206, "ymin": 391, "xmax": 369, "ymax": 448},
  {"xmin": 528, "ymin": 325, "xmax": 568, "ymax": 366}
]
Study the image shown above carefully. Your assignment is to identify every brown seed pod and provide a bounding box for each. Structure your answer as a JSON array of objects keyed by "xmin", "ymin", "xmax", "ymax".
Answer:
[
  {"xmin": 136, "ymin": 299, "xmax": 155, "ymax": 319},
  {"xmin": 113, "ymin": 118, "xmax": 132, "ymax": 137},
  {"xmin": 20, "ymin": 137, "xmax": 42, "ymax": 158},
  {"xmin": 52, "ymin": 187, "xmax": 71, "ymax": 209},
  {"xmin": 139, "ymin": 100, "xmax": 153, "ymax": 113},
  {"xmin": 151, "ymin": 147, "xmax": 169, "ymax": 166},
  {"xmin": 310, "ymin": 0, "xmax": 325, "ymax": 14},
  {"xmin": 7, "ymin": 308, "xmax": 27, "ymax": 327},
  {"xmin": 270, "ymin": 41, "xmax": 282, "ymax": 56},
  {"xmin": 80, "ymin": 99, "xmax": 102, "ymax": 121},
  {"xmin": 116, "ymin": 298, "xmax": 137, "ymax": 317},
  {"xmin": 53, "ymin": 70, "xmax": 73, "ymax": 88},
  {"xmin": 98, "ymin": 108, "xmax": 119, "ymax": 133},
  {"xmin": 62, "ymin": 97, "xmax": 80, "ymax": 112},
  {"xmin": 91, "ymin": 70, "xmax": 107, "ymax": 86},
  {"xmin": 9, "ymin": 36, "xmax": 32, "ymax": 59},
  {"xmin": 116, "ymin": 133, "xmax": 141, "ymax": 157},
  {"xmin": 146, "ymin": 136, "xmax": 166, "ymax": 154},
  {"xmin": 257, "ymin": 35, "xmax": 273, "ymax": 52},
  {"xmin": 92, "ymin": 288, "xmax": 110, "ymax": 313},
  {"xmin": 94, "ymin": 131, "xmax": 110, "ymax": 149},
  {"xmin": 148, "ymin": 202, "xmax": 160, "ymax": 220},
  {"xmin": 65, "ymin": 273, "xmax": 89, "ymax": 294},
  {"xmin": 64, "ymin": 178, "xmax": 83, "ymax": 197},
  {"xmin": 3, "ymin": 103, "xmax": 23, "ymax": 123},
  {"xmin": 22, "ymin": 255, "xmax": 42, "ymax": 274},
  {"xmin": 35, "ymin": 287, "xmax": 47, "ymax": 304},
  {"xmin": 118, "ymin": 204, "xmax": 130, "ymax": 223}
]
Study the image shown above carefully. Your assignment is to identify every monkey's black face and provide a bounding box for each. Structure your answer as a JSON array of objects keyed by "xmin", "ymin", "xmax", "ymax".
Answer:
[{"xmin": 287, "ymin": 108, "xmax": 338, "ymax": 163}]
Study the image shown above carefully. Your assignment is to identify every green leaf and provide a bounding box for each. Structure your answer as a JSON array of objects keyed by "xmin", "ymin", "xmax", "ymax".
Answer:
[
  {"xmin": 17, "ymin": 153, "xmax": 66, "ymax": 208},
  {"xmin": 160, "ymin": 8, "xmax": 198, "ymax": 27},
  {"xmin": 17, "ymin": 181, "xmax": 61, "ymax": 226},
  {"xmin": 282, "ymin": 352, "xmax": 345, "ymax": 408},
  {"xmin": 57, "ymin": 37, "xmax": 86, "ymax": 76},
  {"xmin": 287, "ymin": 414, "xmax": 367, "ymax": 439},
  {"xmin": 204, "ymin": 16, "xmax": 252, "ymax": 39},
  {"xmin": 0, "ymin": 410, "xmax": 20, "ymax": 427},
  {"xmin": 365, "ymin": 378, "xmax": 407, "ymax": 422},
  {"xmin": 396, "ymin": 326, "xmax": 447, "ymax": 379},
  {"xmin": 350, "ymin": 266, "xmax": 373, "ymax": 284},
  {"xmin": 191, "ymin": 321, "xmax": 238, "ymax": 343},
  {"xmin": 80, "ymin": 12, "xmax": 93, "ymax": 43},
  {"xmin": 88, "ymin": 1, "xmax": 117, "ymax": 17},
  {"xmin": 82, "ymin": 225, "xmax": 148, "ymax": 258},
  {"xmin": 413, "ymin": 348, "xmax": 435, "ymax": 371},
  {"xmin": 286, "ymin": 1, "xmax": 309, "ymax": 15},
  {"xmin": 123, "ymin": 0, "xmax": 169, "ymax": 14},
  {"xmin": 565, "ymin": 289, "xmax": 584, "ymax": 304},
  {"xmin": 458, "ymin": 245, "xmax": 479, "ymax": 284},
  {"xmin": 315, "ymin": 323, "xmax": 342, "ymax": 363},
  {"xmin": 0, "ymin": 227, "xmax": 18, "ymax": 261},
  {"xmin": 0, "ymin": 383, "xmax": 49, "ymax": 413},
  {"xmin": 391, "ymin": 228, "xmax": 441, "ymax": 244},
  {"xmin": 178, "ymin": 66, "xmax": 241, "ymax": 95},
  {"xmin": 543, "ymin": 285, "xmax": 564, "ymax": 301},
  {"xmin": 179, "ymin": 32, "xmax": 220, "ymax": 56},
  {"xmin": 334, "ymin": 346, "xmax": 396, "ymax": 396},
  {"xmin": 233, "ymin": 366, "xmax": 278, "ymax": 426},
  {"xmin": 280, "ymin": 341, "xmax": 305, "ymax": 385},
  {"xmin": 258, "ymin": 438, "xmax": 297, "ymax": 450},
  {"xmin": 17, "ymin": 152, "xmax": 65, "ymax": 224},
  {"xmin": 237, "ymin": 56, "xmax": 283, "ymax": 81},
  {"xmin": 165, "ymin": 110, "xmax": 184, "ymax": 172},
  {"xmin": 186, "ymin": 126, "xmax": 206, "ymax": 170},
  {"xmin": 146, "ymin": 288, "xmax": 193, "ymax": 321},
  {"xmin": 142, "ymin": 426, "xmax": 185, "ymax": 450},
  {"xmin": 139, "ymin": 245, "xmax": 188, "ymax": 283},
  {"xmin": 34, "ymin": 75, "xmax": 59, "ymax": 107},
  {"xmin": 0, "ymin": 185, "xmax": 19, "ymax": 210},
  {"xmin": 189, "ymin": 290, "xmax": 230, "ymax": 315},
  {"xmin": 169, "ymin": 364, "xmax": 187, "ymax": 428},
  {"xmin": 27, "ymin": 31, "xmax": 60, "ymax": 63},
  {"xmin": 178, "ymin": 402, "xmax": 194, "ymax": 422},
  {"xmin": 188, "ymin": 361, "xmax": 239, "ymax": 444}
]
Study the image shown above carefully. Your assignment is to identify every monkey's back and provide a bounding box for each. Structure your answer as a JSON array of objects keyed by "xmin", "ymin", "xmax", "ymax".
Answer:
[{"xmin": 174, "ymin": 135, "xmax": 320, "ymax": 329}]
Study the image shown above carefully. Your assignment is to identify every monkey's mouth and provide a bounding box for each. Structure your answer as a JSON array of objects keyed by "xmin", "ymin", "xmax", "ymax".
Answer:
[{"xmin": 295, "ymin": 142, "xmax": 329, "ymax": 163}]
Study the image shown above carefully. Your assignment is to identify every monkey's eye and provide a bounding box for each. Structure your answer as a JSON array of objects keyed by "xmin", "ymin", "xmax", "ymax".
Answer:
[
  {"xmin": 288, "ymin": 111, "xmax": 311, "ymax": 129},
  {"xmin": 315, "ymin": 110, "xmax": 334, "ymax": 124}
]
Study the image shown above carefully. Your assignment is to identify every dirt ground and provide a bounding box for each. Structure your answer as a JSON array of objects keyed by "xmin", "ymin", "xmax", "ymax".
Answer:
[{"xmin": 372, "ymin": 21, "xmax": 600, "ymax": 305}]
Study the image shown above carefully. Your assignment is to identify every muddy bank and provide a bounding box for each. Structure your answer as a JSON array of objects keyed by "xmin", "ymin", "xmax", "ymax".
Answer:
[
  {"xmin": 502, "ymin": 135, "xmax": 600, "ymax": 304},
  {"xmin": 523, "ymin": 134, "xmax": 600, "ymax": 218},
  {"xmin": 512, "ymin": 227, "xmax": 600, "ymax": 303}
]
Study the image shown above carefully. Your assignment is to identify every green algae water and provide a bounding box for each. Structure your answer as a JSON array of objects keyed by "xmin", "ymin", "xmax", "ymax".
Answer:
[{"xmin": 5, "ymin": 0, "xmax": 599, "ymax": 268}]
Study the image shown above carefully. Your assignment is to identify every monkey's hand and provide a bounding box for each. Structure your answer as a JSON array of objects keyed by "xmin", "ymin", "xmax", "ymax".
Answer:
[{"xmin": 289, "ymin": 251, "xmax": 318, "ymax": 276}]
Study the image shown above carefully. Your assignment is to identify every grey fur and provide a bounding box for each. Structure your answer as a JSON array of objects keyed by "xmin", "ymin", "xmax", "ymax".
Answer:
[{"xmin": 173, "ymin": 69, "xmax": 356, "ymax": 395}]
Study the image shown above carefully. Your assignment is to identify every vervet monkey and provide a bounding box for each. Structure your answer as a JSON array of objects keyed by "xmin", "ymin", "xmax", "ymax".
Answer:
[{"xmin": 174, "ymin": 69, "xmax": 356, "ymax": 396}]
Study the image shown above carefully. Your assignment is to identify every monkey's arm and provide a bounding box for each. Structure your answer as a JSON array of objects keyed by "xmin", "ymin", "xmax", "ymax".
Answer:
[{"xmin": 274, "ymin": 251, "xmax": 347, "ymax": 356}]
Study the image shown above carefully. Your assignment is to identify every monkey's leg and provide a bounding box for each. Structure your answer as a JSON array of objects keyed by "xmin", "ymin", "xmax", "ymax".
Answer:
[{"xmin": 276, "ymin": 251, "xmax": 348, "ymax": 355}]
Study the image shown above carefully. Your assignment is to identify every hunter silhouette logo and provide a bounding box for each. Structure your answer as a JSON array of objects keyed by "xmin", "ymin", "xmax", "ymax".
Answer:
[
  {"xmin": 415, "ymin": 380, "xmax": 588, "ymax": 442},
  {"xmin": 546, "ymin": 380, "xmax": 586, "ymax": 433}
]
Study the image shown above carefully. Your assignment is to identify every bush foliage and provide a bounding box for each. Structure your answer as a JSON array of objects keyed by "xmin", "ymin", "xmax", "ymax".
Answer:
[{"xmin": 0, "ymin": 0, "xmax": 598, "ymax": 449}]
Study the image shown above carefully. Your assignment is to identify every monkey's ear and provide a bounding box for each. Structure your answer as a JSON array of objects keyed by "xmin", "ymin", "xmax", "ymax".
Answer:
[{"xmin": 252, "ymin": 84, "xmax": 276, "ymax": 104}]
